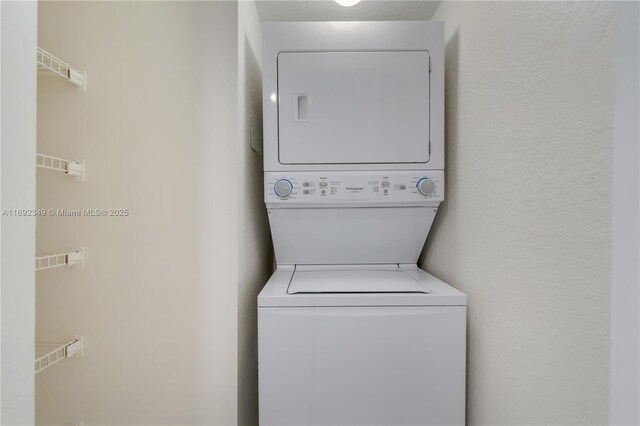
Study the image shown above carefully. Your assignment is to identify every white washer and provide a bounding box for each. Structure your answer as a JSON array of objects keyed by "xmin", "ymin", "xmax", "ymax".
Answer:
[
  {"xmin": 258, "ymin": 265, "xmax": 465, "ymax": 426},
  {"xmin": 259, "ymin": 22, "xmax": 466, "ymax": 425}
]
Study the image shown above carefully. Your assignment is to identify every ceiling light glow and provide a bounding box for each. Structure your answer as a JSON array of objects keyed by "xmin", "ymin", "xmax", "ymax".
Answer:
[{"xmin": 335, "ymin": 0, "xmax": 360, "ymax": 7}]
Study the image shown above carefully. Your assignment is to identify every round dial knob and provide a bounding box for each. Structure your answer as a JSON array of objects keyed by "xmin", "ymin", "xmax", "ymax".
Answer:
[
  {"xmin": 274, "ymin": 179, "xmax": 293, "ymax": 198},
  {"xmin": 416, "ymin": 177, "xmax": 436, "ymax": 196}
]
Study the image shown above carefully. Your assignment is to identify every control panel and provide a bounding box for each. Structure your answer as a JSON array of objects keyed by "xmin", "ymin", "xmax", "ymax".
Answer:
[{"xmin": 265, "ymin": 171, "xmax": 444, "ymax": 204}]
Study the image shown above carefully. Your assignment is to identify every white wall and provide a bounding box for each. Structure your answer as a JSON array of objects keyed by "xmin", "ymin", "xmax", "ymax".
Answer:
[
  {"xmin": 237, "ymin": 2, "xmax": 272, "ymax": 425},
  {"xmin": 422, "ymin": 2, "xmax": 615, "ymax": 424},
  {"xmin": 36, "ymin": 2, "xmax": 238, "ymax": 425},
  {"xmin": 1, "ymin": 2, "xmax": 37, "ymax": 424},
  {"xmin": 610, "ymin": 2, "xmax": 640, "ymax": 425}
]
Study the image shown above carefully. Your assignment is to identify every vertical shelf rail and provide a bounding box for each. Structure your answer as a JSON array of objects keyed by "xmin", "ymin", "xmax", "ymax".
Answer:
[
  {"xmin": 35, "ymin": 249, "xmax": 84, "ymax": 271},
  {"xmin": 35, "ymin": 336, "xmax": 83, "ymax": 374},
  {"xmin": 37, "ymin": 47, "xmax": 86, "ymax": 91},
  {"xmin": 36, "ymin": 153, "xmax": 84, "ymax": 180}
]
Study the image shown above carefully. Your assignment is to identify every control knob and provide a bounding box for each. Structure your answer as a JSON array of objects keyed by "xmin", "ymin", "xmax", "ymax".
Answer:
[
  {"xmin": 416, "ymin": 177, "xmax": 435, "ymax": 196},
  {"xmin": 274, "ymin": 179, "xmax": 293, "ymax": 198}
]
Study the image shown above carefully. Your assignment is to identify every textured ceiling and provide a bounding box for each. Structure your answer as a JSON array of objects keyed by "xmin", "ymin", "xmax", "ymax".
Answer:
[{"xmin": 255, "ymin": 0, "xmax": 440, "ymax": 22}]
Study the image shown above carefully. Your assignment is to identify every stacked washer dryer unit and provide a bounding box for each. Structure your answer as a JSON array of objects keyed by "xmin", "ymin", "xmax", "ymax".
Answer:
[{"xmin": 258, "ymin": 22, "xmax": 466, "ymax": 426}]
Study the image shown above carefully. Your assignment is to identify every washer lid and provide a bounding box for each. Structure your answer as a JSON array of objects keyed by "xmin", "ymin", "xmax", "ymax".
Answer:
[{"xmin": 288, "ymin": 265, "xmax": 430, "ymax": 294}]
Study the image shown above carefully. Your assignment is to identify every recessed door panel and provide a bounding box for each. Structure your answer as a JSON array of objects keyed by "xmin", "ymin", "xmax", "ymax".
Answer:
[{"xmin": 277, "ymin": 51, "xmax": 430, "ymax": 165}]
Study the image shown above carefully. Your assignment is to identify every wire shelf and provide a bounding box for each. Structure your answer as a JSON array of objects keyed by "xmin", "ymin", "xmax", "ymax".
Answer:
[
  {"xmin": 36, "ymin": 249, "xmax": 84, "ymax": 271},
  {"xmin": 36, "ymin": 153, "xmax": 84, "ymax": 180},
  {"xmin": 35, "ymin": 336, "xmax": 83, "ymax": 374},
  {"xmin": 37, "ymin": 47, "xmax": 86, "ymax": 91}
]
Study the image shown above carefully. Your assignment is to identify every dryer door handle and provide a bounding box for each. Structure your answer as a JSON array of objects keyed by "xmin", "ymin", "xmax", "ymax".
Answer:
[{"xmin": 293, "ymin": 94, "xmax": 310, "ymax": 122}]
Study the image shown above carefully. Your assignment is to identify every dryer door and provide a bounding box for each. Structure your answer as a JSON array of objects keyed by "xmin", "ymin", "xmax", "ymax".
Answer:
[{"xmin": 277, "ymin": 51, "xmax": 431, "ymax": 165}]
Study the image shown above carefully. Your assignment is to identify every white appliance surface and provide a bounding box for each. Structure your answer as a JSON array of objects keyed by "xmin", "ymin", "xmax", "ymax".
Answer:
[
  {"xmin": 259, "ymin": 21, "xmax": 463, "ymax": 426},
  {"xmin": 262, "ymin": 21, "xmax": 444, "ymax": 172},
  {"xmin": 263, "ymin": 171, "xmax": 443, "ymax": 265},
  {"xmin": 267, "ymin": 207, "xmax": 438, "ymax": 265},
  {"xmin": 258, "ymin": 266, "xmax": 466, "ymax": 426},
  {"xmin": 264, "ymin": 170, "xmax": 444, "ymax": 206},
  {"xmin": 277, "ymin": 51, "xmax": 430, "ymax": 165},
  {"xmin": 259, "ymin": 264, "xmax": 465, "ymax": 307},
  {"xmin": 287, "ymin": 265, "xmax": 430, "ymax": 294}
]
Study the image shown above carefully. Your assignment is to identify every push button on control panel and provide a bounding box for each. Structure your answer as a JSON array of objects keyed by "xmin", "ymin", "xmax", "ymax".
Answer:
[
  {"xmin": 416, "ymin": 177, "xmax": 436, "ymax": 196},
  {"xmin": 274, "ymin": 179, "xmax": 293, "ymax": 198}
]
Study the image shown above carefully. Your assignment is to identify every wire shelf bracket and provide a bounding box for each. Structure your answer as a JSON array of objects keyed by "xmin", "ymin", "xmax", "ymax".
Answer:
[
  {"xmin": 36, "ymin": 153, "xmax": 84, "ymax": 181},
  {"xmin": 36, "ymin": 248, "xmax": 84, "ymax": 271},
  {"xmin": 37, "ymin": 47, "xmax": 86, "ymax": 91},
  {"xmin": 35, "ymin": 336, "xmax": 83, "ymax": 374}
]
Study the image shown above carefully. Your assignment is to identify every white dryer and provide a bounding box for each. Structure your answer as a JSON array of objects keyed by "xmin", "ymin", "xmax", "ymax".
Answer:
[{"xmin": 258, "ymin": 22, "xmax": 466, "ymax": 425}]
